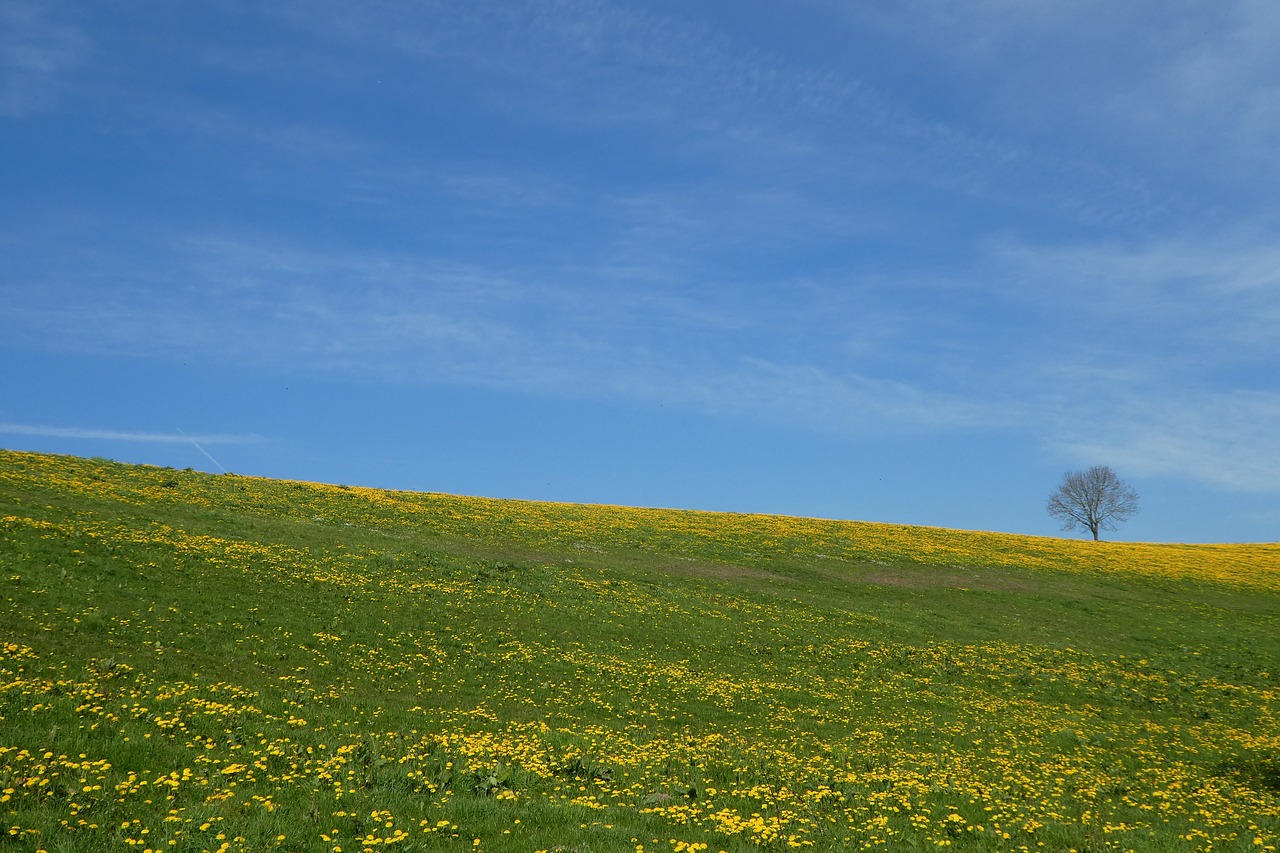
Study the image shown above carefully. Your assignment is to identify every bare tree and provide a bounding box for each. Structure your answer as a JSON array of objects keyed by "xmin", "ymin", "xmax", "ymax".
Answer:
[{"xmin": 1047, "ymin": 465, "xmax": 1139, "ymax": 541}]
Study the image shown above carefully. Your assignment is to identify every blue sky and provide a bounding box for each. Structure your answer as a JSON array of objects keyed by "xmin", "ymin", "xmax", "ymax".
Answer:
[{"xmin": 3, "ymin": 1, "xmax": 1279, "ymax": 543}]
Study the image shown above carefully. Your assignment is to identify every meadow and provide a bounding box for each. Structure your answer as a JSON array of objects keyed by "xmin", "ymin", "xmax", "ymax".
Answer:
[{"xmin": 1, "ymin": 448, "xmax": 1278, "ymax": 853}]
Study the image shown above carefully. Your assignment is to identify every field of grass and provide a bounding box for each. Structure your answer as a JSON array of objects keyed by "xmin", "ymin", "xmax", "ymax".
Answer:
[{"xmin": 1, "ymin": 448, "xmax": 1279, "ymax": 853}]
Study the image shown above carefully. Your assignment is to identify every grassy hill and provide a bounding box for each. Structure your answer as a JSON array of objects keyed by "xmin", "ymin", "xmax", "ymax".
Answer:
[{"xmin": 1, "ymin": 448, "xmax": 1278, "ymax": 853}]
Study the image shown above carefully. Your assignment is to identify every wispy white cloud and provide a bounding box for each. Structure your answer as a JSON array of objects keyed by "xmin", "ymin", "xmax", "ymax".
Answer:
[
  {"xmin": 0, "ymin": 423, "xmax": 264, "ymax": 445},
  {"xmin": 634, "ymin": 358, "xmax": 1019, "ymax": 434},
  {"xmin": 6, "ymin": 221, "xmax": 1280, "ymax": 495},
  {"xmin": 970, "ymin": 227, "xmax": 1280, "ymax": 493},
  {"xmin": 0, "ymin": 1, "xmax": 87, "ymax": 117},
  {"xmin": 994, "ymin": 233, "xmax": 1280, "ymax": 358},
  {"xmin": 29, "ymin": 0, "xmax": 1159, "ymax": 263},
  {"xmin": 828, "ymin": 0, "xmax": 1280, "ymax": 204},
  {"xmin": 1, "ymin": 224, "xmax": 975, "ymax": 424},
  {"xmin": 1115, "ymin": 0, "xmax": 1280, "ymax": 182},
  {"xmin": 1044, "ymin": 390, "xmax": 1280, "ymax": 493},
  {"xmin": 270, "ymin": 0, "xmax": 1030, "ymax": 197},
  {"xmin": 5, "ymin": 1, "xmax": 1278, "ymax": 513}
]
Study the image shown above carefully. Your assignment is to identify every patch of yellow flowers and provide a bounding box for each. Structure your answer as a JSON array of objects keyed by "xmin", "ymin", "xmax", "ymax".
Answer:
[{"xmin": 2, "ymin": 449, "xmax": 1279, "ymax": 853}]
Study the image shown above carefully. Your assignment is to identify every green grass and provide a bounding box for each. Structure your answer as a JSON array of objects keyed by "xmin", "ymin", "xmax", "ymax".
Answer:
[{"xmin": 1, "ymin": 448, "xmax": 1278, "ymax": 852}]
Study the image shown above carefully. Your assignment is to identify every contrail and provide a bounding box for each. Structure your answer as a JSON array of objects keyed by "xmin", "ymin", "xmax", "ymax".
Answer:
[
  {"xmin": 0, "ymin": 423, "xmax": 261, "ymax": 444},
  {"xmin": 177, "ymin": 427, "xmax": 228, "ymax": 473}
]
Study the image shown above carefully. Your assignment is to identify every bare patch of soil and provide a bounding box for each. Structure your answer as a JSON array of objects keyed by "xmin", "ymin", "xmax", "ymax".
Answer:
[
  {"xmin": 653, "ymin": 558, "xmax": 795, "ymax": 585},
  {"xmin": 853, "ymin": 564, "xmax": 1032, "ymax": 592}
]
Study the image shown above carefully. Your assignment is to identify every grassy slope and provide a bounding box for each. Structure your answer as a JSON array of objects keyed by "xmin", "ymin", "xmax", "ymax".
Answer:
[{"xmin": 1, "ymin": 448, "xmax": 1278, "ymax": 853}]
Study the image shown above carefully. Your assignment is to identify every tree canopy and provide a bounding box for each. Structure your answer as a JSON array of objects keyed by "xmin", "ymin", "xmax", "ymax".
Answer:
[{"xmin": 1047, "ymin": 465, "xmax": 1139, "ymax": 541}]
